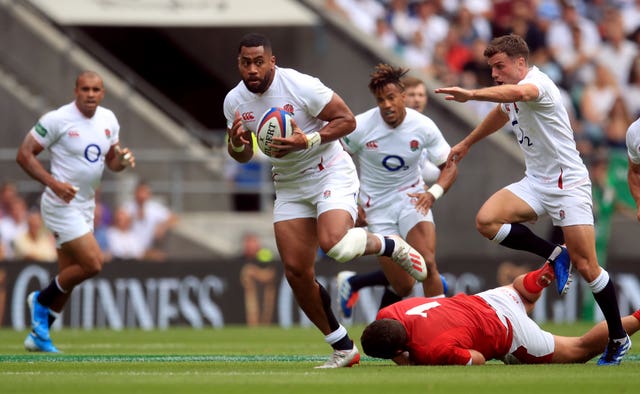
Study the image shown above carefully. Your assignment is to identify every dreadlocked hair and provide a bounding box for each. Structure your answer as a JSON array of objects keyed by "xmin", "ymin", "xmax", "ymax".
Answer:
[{"xmin": 368, "ymin": 64, "xmax": 409, "ymax": 95}]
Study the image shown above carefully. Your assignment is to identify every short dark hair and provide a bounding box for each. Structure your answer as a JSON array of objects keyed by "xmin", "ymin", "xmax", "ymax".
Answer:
[
  {"xmin": 75, "ymin": 70, "xmax": 102, "ymax": 88},
  {"xmin": 360, "ymin": 319, "xmax": 407, "ymax": 359},
  {"xmin": 238, "ymin": 33, "xmax": 272, "ymax": 54},
  {"xmin": 368, "ymin": 63, "xmax": 409, "ymax": 95},
  {"xmin": 483, "ymin": 34, "xmax": 529, "ymax": 63}
]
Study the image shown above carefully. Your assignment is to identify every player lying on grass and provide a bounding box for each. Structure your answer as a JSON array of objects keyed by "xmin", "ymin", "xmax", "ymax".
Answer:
[{"xmin": 361, "ymin": 261, "xmax": 638, "ymax": 365}]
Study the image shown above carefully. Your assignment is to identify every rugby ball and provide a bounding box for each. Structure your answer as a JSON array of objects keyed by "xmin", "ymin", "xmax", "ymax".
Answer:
[{"xmin": 256, "ymin": 107, "xmax": 293, "ymax": 157}]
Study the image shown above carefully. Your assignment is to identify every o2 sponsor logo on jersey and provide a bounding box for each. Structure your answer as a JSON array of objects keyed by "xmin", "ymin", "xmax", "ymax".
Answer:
[
  {"xmin": 84, "ymin": 144, "xmax": 102, "ymax": 163},
  {"xmin": 382, "ymin": 155, "xmax": 408, "ymax": 172}
]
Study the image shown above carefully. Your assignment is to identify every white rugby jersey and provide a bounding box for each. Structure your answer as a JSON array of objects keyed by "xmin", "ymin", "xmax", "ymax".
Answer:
[
  {"xmin": 500, "ymin": 66, "xmax": 589, "ymax": 189},
  {"xmin": 627, "ymin": 118, "xmax": 640, "ymax": 164},
  {"xmin": 342, "ymin": 107, "xmax": 450, "ymax": 207},
  {"xmin": 31, "ymin": 102, "xmax": 120, "ymax": 206},
  {"xmin": 224, "ymin": 67, "xmax": 344, "ymax": 181}
]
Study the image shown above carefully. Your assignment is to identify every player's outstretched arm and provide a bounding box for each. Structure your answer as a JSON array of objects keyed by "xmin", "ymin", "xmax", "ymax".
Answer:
[
  {"xmin": 449, "ymin": 105, "xmax": 510, "ymax": 165},
  {"xmin": 435, "ymin": 83, "xmax": 538, "ymax": 104},
  {"xmin": 409, "ymin": 158, "xmax": 458, "ymax": 214},
  {"xmin": 551, "ymin": 311, "xmax": 640, "ymax": 363},
  {"xmin": 434, "ymin": 86, "xmax": 473, "ymax": 103}
]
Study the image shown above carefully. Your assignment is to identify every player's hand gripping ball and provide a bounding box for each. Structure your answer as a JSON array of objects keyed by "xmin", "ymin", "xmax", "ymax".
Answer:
[{"xmin": 256, "ymin": 107, "xmax": 293, "ymax": 157}]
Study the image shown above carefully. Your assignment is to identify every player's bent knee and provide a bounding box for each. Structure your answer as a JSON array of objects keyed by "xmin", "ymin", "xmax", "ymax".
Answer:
[
  {"xmin": 393, "ymin": 282, "xmax": 415, "ymax": 297},
  {"xmin": 83, "ymin": 255, "xmax": 104, "ymax": 278},
  {"xmin": 475, "ymin": 216, "xmax": 497, "ymax": 239},
  {"xmin": 326, "ymin": 227, "xmax": 367, "ymax": 263}
]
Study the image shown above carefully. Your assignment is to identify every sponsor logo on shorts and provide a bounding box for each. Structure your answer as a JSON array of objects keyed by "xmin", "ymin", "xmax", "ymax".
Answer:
[
  {"xmin": 559, "ymin": 209, "xmax": 565, "ymax": 220},
  {"xmin": 323, "ymin": 190, "xmax": 331, "ymax": 199},
  {"xmin": 35, "ymin": 123, "xmax": 47, "ymax": 137}
]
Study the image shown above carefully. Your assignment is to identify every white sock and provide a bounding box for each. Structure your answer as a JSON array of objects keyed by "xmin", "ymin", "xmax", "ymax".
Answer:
[
  {"xmin": 374, "ymin": 233, "xmax": 386, "ymax": 255},
  {"xmin": 588, "ymin": 269, "xmax": 609, "ymax": 293},
  {"xmin": 324, "ymin": 325, "xmax": 348, "ymax": 345},
  {"xmin": 491, "ymin": 224, "xmax": 511, "ymax": 243},
  {"xmin": 54, "ymin": 276, "xmax": 68, "ymax": 293}
]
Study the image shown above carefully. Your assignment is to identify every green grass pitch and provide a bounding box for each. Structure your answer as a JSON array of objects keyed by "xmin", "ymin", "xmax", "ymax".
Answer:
[{"xmin": 0, "ymin": 323, "xmax": 638, "ymax": 394}]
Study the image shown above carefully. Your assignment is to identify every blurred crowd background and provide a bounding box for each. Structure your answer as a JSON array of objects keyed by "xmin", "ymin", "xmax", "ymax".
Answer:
[{"xmin": 1, "ymin": 0, "xmax": 639, "ymax": 265}]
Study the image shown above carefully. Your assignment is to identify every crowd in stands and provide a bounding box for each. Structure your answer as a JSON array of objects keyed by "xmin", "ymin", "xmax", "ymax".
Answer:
[
  {"xmin": 0, "ymin": 180, "xmax": 177, "ymax": 263},
  {"xmin": 326, "ymin": 0, "xmax": 640, "ymax": 225},
  {"xmin": 325, "ymin": 0, "xmax": 640, "ymax": 158}
]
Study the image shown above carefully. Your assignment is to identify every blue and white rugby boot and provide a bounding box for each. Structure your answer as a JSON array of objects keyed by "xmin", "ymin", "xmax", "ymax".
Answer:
[
  {"xmin": 336, "ymin": 271, "xmax": 358, "ymax": 320},
  {"xmin": 28, "ymin": 291, "xmax": 51, "ymax": 340},
  {"xmin": 597, "ymin": 335, "xmax": 631, "ymax": 366},
  {"xmin": 24, "ymin": 332, "xmax": 59, "ymax": 353},
  {"xmin": 551, "ymin": 246, "xmax": 572, "ymax": 295}
]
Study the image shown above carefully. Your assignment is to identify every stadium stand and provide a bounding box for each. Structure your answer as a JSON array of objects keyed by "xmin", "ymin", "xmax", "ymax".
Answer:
[{"xmin": 1, "ymin": 0, "xmax": 638, "ymax": 263}]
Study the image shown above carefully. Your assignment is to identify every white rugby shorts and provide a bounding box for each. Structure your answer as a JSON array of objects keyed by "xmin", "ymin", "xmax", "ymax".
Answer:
[
  {"xmin": 505, "ymin": 177, "xmax": 593, "ymax": 226},
  {"xmin": 478, "ymin": 287, "xmax": 554, "ymax": 364},
  {"xmin": 41, "ymin": 197, "xmax": 94, "ymax": 247},
  {"xmin": 273, "ymin": 152, "xmax": 358, "ymax": 223},
  {"xmin": 364, "ymin": 183, "xmax": 434, "ymax": 238}
]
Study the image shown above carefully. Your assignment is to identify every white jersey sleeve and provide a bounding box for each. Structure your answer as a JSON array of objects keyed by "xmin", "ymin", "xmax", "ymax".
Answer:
[
  {"xmin": 421, "ymin": 115, "xmax": 450, "ymax": 167},
  {"xmin": 32, "ymin": 110, "xmax": 65, "ymax": 148}
]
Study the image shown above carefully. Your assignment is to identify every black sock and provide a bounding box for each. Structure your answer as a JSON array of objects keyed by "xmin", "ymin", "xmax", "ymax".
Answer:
[
  {"xmin": 379, "ymin": 287, "xmax": 403, "ymax": 309},
  {"xmin": 48, "ymin": 312, "xmax": 57, "ymax": 327},
  {"xmin": 317, "ymin": 280, "xmax": 353, "ymax": 350},
  {"xmin": 381, "ymin": 238, "xmax": 395, "ymax": 257},
  {"xmin": 349, "ymin": 270, "xmax": 389, "ymax": 292},
  {"xmin": 593, "ymin": 280, "xmax": 627, "ymax": 340},
  {"xmin": 500, "ymin": 223, "xmax": 556, "ymax": 259},
  {"xmin": 332, "ymin": 335, "xmax": 354, "ymax": 351},
  {"xmin": 317, "ymin": 280, "xmax": 340, "ymax": 333},
  {"xmin": 37, "ymin": 279, "xmax": 64, "ymax": 308}
]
